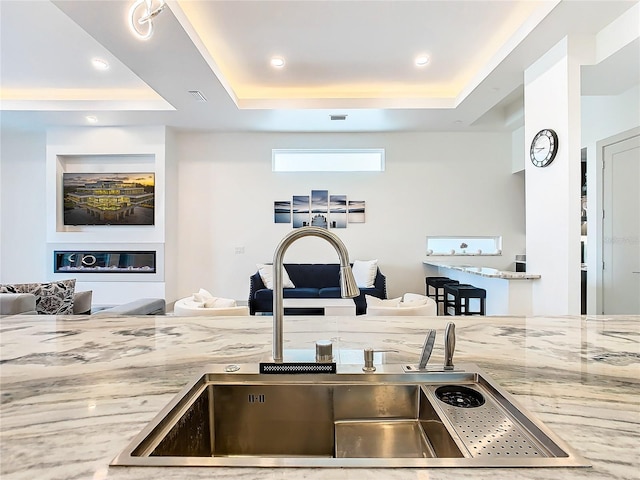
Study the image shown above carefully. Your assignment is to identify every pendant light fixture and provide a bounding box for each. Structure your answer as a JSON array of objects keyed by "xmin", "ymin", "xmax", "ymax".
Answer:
[{"xmin": 128, "ymin": 0, "xmax": 166, "ymax": 40}]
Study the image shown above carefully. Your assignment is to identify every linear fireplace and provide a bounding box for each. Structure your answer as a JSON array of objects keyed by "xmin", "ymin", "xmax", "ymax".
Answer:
[{"xmin": 54, "ymin": 250, "xmax": 156, "ymax": 274}]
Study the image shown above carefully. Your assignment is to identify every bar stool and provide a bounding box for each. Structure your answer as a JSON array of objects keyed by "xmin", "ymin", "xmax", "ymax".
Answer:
[
  {"xmin": 425, "ymin": 276, "xmax": 459, "ymax": 315},
  {"xmin": 444, "ymin": 283, "xmax": 486, "ymax": 316}
]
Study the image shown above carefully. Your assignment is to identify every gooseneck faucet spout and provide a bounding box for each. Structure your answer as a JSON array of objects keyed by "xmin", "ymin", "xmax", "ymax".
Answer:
[{"xmin": 272, "ymin": 227, "xmax": 360, "ymax": 362}]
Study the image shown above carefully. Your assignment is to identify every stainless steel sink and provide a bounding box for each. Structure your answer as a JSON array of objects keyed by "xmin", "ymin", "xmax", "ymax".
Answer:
[{"xmin": 111, "ymin": 363, "xmax": 590, "ymax": 468}]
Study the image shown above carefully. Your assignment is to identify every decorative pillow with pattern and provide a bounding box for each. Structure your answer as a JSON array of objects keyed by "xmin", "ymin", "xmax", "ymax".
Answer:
[{"xmin": 0, "ymin": 279, "xmax": 76, "ymax": 315}]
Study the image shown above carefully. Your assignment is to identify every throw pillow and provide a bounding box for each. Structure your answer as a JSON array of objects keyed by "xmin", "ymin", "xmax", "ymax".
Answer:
[
  {"xmin": 192, "ymin": 288, "xmax": 214, "ymax": 303},
  {"xmin": 203, "ymin": 297, "xmax": 237, "ymax": 308},
  {"xmin": 257, "ymin": 264, "xmax": 295, "ymax": 289},
  {"xmin": 73, "ymin": 290, "xmax": 93, "ymax": 314},
  {"xmin": 365, "ymin": 294, "xmax": 401, "ymax": 307},
  {"xmin": 352, "ymin": 260, "xmax": 378, "ymax": 288},
  {"xmin": 0, "ymin": 279, "xmax": 76, "ymax": 315},
  {"xmin": 190, "ymin": 289, "xmax": 237, "ymax": 308},
  {"xmin": 401, "ymin": 293, "xmax": 429, "ymax": 307}
]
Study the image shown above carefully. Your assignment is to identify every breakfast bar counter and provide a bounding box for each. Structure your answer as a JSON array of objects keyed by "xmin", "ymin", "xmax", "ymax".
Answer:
[
  {"xmin": 424, "ymin": 260, "xmax": 541, "ymax": 315},
  {"xmin": 0, "ymin": 313, "xmax": 638, "ymax": 479}
]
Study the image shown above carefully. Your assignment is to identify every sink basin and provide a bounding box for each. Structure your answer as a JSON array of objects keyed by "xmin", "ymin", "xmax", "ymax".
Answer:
[{"xmin": 111, "ymin": 364, "xmax": 589, "ymax": 468}]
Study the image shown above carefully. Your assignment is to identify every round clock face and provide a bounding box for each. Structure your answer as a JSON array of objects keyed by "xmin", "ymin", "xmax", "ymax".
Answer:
[{"xmin": 530, "ymin": 129, "xmax": 558, "ymax": 167}]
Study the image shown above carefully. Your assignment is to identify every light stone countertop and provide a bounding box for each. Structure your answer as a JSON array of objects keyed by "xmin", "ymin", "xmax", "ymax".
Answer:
[
  {"xmin": 1, "ymin": 313, "xmax": 638, "ymax": 480},
  {"xmin": 424, "ymin": 260, "xmax": 541, "ymax": 279}
]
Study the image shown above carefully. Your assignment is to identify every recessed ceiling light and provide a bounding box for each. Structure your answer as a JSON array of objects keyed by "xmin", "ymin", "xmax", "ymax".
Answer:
[
  {"xmin": 415, "ymin": 55, "xmax": 430, "ymax": 67},
  {"xmin": 270, "ymin": 57, "xmax": 285, "ymax": 68},
  {"xmin": 91, "ymin": 58, "xmax": 110, "ymax": 71},
  {"xmin": 86, "ymin": 115, "xmax": 98, "ymax": 124}
]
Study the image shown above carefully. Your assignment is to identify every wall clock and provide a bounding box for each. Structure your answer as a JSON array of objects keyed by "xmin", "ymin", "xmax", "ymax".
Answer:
[{"xmin": 530, "ymin": 129, "xmax": 558, "ymax": 167}]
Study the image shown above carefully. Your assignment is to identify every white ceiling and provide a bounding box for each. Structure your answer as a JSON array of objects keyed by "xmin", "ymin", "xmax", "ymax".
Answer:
[{"xmin": 0, "ymin": 0, "xmax": 638, "ymax": 133}]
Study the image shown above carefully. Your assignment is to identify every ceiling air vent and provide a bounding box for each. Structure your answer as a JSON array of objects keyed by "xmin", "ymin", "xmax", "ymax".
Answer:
[
  {"xmin": 330, "ymin": 114, "xmax": 348, "ymax": 121},
  {"xmin": 188, "ymin": 90, "xmax": 207, "ymax": 102}
]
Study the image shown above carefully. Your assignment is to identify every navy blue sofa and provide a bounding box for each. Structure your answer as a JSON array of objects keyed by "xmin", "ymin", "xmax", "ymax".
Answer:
[{"xmin": 249, "ymin": 263, "xmax": 387, "ymax": 315}]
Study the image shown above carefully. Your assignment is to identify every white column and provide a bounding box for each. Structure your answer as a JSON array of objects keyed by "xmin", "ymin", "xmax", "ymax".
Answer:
[{"xmin": 524, "ymin": 36, "xmax": 593, "ymax": 315}]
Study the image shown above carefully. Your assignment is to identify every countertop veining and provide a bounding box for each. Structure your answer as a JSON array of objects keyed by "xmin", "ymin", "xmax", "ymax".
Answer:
[
  {"xmin": 423, "ymin": 260, "xmax": 541, "ymax": 279},
  {"xmin": 0, "ymin": 313, "xmax": 638, "ymax": 479}
]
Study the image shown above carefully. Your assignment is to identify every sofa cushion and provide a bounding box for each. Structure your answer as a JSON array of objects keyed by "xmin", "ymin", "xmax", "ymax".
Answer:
[
  {"xmin": 318, "ymin": 287, "xmax": 341, "ymax": 298},
  {"xmin": 284, "ymin": 288, "xmax": 320, "ymax": 298},
  {"xmin": 285, "ymin": 264, "xmax": 340, "ymax": 289},
  {"xmin": 0, "ymin": 279, "xmax": 76, "ymax": 315}
]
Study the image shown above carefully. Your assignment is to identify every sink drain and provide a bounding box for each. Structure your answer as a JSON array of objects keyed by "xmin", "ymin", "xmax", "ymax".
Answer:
[{"xmin": 435, "ymin": 385, "xmax": 485, "ymax": 408}]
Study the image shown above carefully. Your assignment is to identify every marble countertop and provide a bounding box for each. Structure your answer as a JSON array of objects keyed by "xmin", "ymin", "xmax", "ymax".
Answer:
[
  {"xmin": 1, "ymin": 313, "xmax": 638, "ymax": 480},
  {"xmin": 424, "ymin": 260, "xmax": 541, "ymax": 279}
]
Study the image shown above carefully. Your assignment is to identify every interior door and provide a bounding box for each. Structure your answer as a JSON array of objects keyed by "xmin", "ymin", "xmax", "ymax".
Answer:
[{"xmin": 602, "ymin": 134, "xmax": 640, "ymax": 314}]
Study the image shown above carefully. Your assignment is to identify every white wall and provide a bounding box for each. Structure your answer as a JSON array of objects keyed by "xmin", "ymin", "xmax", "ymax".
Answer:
[
  {"xmin": 175, "ymin": 131, "xmax": 525, "ymax": 303},
  {"xmin": 0, "ymin": 126, "xmax": 177, "ymax": 305},
  {"xmin": 1, "ymin": 129, "xmax": 525, "ymax": 306},
  {"xmin": 0, "ymin": 130, "xmax": 47, "ymax": 282}
]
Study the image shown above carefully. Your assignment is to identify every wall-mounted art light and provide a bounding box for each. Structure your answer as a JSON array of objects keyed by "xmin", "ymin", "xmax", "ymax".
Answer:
[{"xmin": 128, "ymin": 0, "xmax": 166, "ymax": 40}]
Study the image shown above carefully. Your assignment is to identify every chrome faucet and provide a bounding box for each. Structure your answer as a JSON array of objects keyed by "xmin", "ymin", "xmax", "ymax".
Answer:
[{"xmin": 272, "ymin": 226, "xmax": 360, "ymax": 363}]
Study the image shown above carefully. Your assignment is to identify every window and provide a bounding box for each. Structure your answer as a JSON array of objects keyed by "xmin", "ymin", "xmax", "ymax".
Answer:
[
  {"xmin": 272, "ymin": 149, "xmax": 385, "ymax": 172},
  {"xmin": 426, "ymin": 236, "xmax": 502, "ymax": 256}
]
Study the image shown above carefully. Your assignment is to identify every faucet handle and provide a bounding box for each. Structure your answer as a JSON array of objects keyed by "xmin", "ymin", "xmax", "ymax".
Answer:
[
  {"xmin": 362, "ymin": 347, "xmax": 399, "ymax": 372},
  {"xmin": 444, "ymin": 322, "xmax": 456, "ymax": 370},
  {"xmin": 418, "ymin": 330, "xmax": 437, "ymax": 369}
]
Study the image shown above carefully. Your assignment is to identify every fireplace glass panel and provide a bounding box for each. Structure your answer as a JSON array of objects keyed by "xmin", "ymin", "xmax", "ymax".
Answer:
[{"xmin": 54, "ymin": 251, "xmax": 156, "ymax": 273}]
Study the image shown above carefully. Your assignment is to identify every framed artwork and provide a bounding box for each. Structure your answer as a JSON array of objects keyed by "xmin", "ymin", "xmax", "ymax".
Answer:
[
  {"xmin": 274, "ymin": 201, "xmax": 291, "ymax": 223},
  {"xmin": 329, "ymin": 195, "xmax": 347, "ymax": 228},
  {"xmin": 292, "ymin": 195, "xmax": 310, "ymax": 228},
  {"xmin": 63, "ymin": 172, "xmax": 155, "ymax": 226},
  {"xmin": 276, "ymin": 190, "xmax": 365, "ymax": 227},
  {"xmin": 348, "ymin": 200, "xmax": 365, "ymax": 223},
  {"xmin": 311, "ymin": 189, "xmax": 329, "ymax": 228}
]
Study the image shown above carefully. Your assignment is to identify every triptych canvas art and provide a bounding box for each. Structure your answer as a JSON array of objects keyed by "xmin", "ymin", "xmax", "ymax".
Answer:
[{"xmin": 274, "ymin": 189, "xmax": 365, "ymax": 228}]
